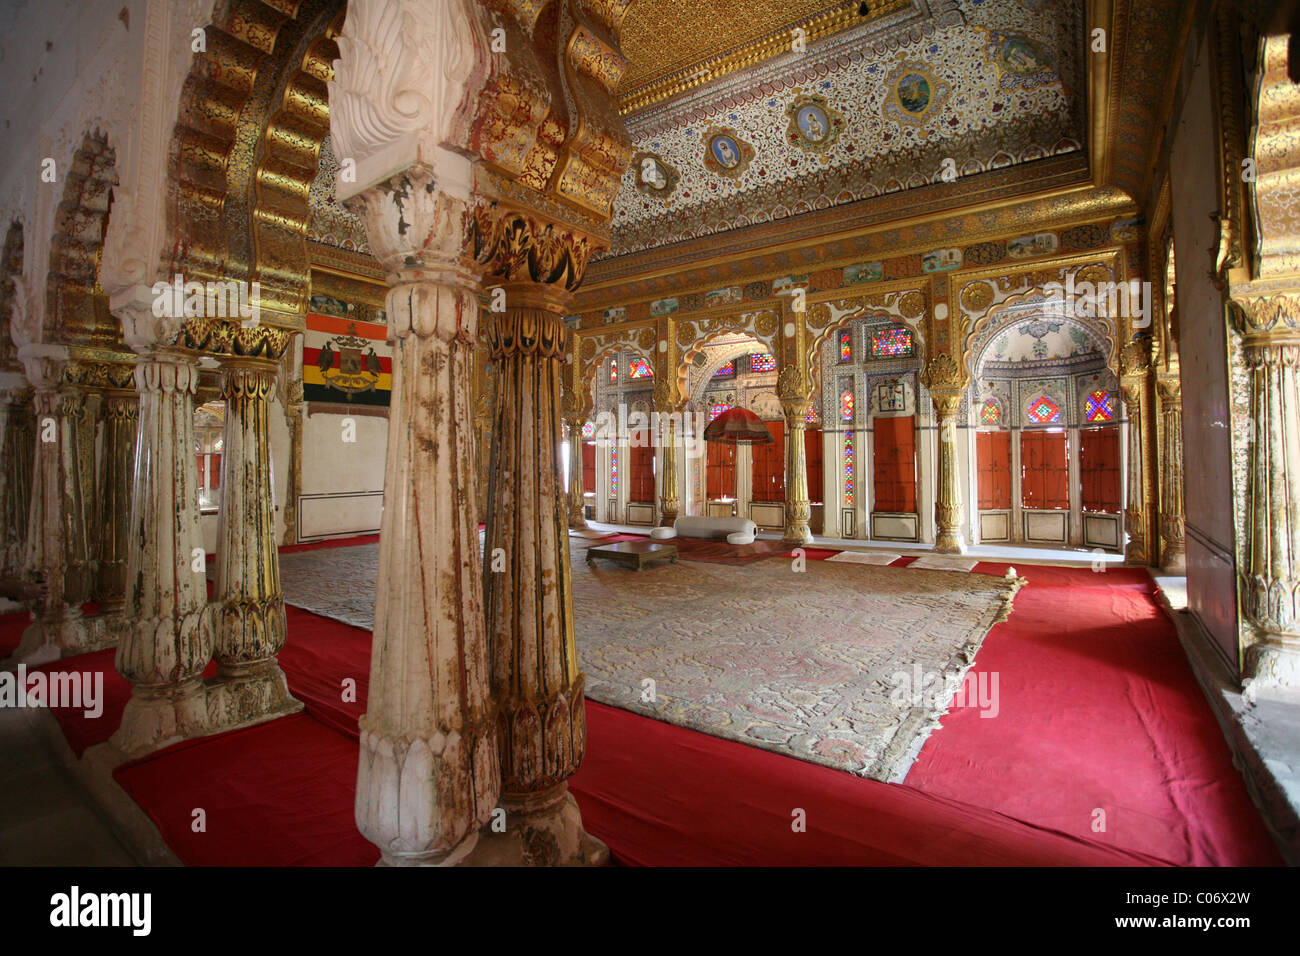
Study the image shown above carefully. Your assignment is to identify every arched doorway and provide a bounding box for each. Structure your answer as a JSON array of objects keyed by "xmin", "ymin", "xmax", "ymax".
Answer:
[
  {"xmin": 970, "ymin": 311, "xmax": 1123, "ymax": 552},
  {"xmin": 684, "ymin": 333, "xmax": 787, "ymax": 529}
]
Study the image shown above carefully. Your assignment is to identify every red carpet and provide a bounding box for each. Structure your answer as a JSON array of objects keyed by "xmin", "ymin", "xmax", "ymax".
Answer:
[
  {"xmin": 905, "ymin": 563, "xmax": 1281, "ymax": 866},
  {"xmin": 0, "ymin": 609, "xmax": 28, "ymax": 658},
  {"xmin": 114, "ymin": 714, "xmax": 378, "ymax": 867}
]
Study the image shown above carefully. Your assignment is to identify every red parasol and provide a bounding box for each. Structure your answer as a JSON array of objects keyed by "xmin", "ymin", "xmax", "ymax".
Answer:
[{"xmin": 703, "ymin": 406, "xmax": 774, "ymax": 445}]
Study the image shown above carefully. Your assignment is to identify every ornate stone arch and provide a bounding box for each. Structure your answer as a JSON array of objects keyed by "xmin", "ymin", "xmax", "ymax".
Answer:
[
  {"xmin": 167, "ymin": 0, "xmax": 346, "ymax": 323},
  {"xmin": 44, "ymin": 131, "xmax": 122, "ymax": 350},
  {"xmin": 0, "ymin": 222, "xmax": 25, "ymax": 370},
  {"xmin": 685, "ymin": 332, "xmax": 768, "ymax": 409},
  {"xmin": 805, "ymin": 290, "xmax": 929, "ymax": 400},
  {"xmin": 577, "ymin": 325, "xmax": 656, "ymax": 413}
]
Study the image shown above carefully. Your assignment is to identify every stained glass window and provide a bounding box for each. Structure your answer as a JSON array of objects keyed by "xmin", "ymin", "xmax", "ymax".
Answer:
[
  {"xmin": 841, "ymin": 390, "xmax": 855, "ymax": 422},
  {"xmin": 709, "ymin": 402, "xmax": 732, "ymax": 422},
  {"xmin": 1085, "ymin": 389, "xmax": 1115, "ymax": 422},
  {"xmin": 714, "ymin": 360, "xmax": 735, "ymax": 378},
  {"xmin": 581, "ymin": 422, "xmax": 595, "ymax": 438},
  {"xmin": 628, "ymin": 357, "xmax": 653, "ymax": 379},
  {"xmin": 1026, "ymin": 396, "xmax": 1062, "ymax": 424},
  {"xmin": 871, "ymin": 327, "xmax": 914, "ymax": 358},
  {"xmin": 980, "ymin": 398, "xmax": 1003, "ymax": 425},
  {"xmin": 609, "ymin": 361, "xmax": 618, "ymax": 383},
  {"xmin": 610, "ymin": 444, "xmax": 617, "ymax": 496},
  {"xmin": 804, "ymin": 400, "xmax": 819, "ymax": 424},
  {"xmin": 839, "ymin": 330, "xmax": 853, "ymax": 363},
  {"xmin": 750, "ymin": 352, "xmax": 776, "ymax": 372},
  {"xmin": 844, "ymin": 432, "xmax": 855, "ymax": 506}
]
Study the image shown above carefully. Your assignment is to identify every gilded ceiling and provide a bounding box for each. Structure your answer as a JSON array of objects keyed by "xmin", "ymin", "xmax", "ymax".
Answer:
[
  {"xmin": 605, "ymin": 0, "xmax": 1086, "ymax": 258},
  {"xmin": 616, "ymin": 0, "xmax": 905, "ymax": 112}
]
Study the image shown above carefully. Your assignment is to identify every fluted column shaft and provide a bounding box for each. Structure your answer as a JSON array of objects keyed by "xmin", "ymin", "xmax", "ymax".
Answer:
[
  {"xmin": 19, "ymin": 368, "xmax": 96, "ymax": 656},
  {"xmin": 932, "ymin": 392, "xmax": 967, "ymax": 554},
  {"xmin": 483, "ymin": 303, "xmax": 583, "ymax": 795},
  {"xmin": 781, "ymin": 401, "xmax": 812, "ymax": 546},
  {"xmin": 111, "ymin": 354, "xmax": 213, "ymax": 755},
  {"xmin": 207, "ymin": 356, "xmax": 300, "ymax": 729},
  {"xmin": 473, "ymin": 290, "xmax": 605, "ymax": 865},
  {"xmin": 658, "ymin": 414, "xmax": 680, "ymax": 528},
  {"xmin": 566, "ymin": 417, "xmax": 591, "ymax": 529},
  {"xmin": 1157, "ymin": 377, "xmax": 1186, "ymax": 573},
  {"xmin": 96, "ymin": 390, "xmax": 139, "ymax": 614},
  {"xmin": 1120, "ymin": 379, "xmax": 1149, "ymax": 565},
  {"xmin": 0, "ymin": 387, "xmax": 33, "ymax": 579},
  {"xmin": 1243, "ymin": 340, "xmax": 1300, "ymax": 687},
  {"xmin": 354, "ymin": 277, "xmax": 499, "ymax": 866}
]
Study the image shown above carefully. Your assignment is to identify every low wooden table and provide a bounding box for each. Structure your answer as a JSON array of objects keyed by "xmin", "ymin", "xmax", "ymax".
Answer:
[{"xmin": 586, "ymin": 540, "xmax": 678, "ymax": 570}]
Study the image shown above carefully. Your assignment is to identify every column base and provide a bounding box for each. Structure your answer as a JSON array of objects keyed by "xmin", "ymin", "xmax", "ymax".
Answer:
[
  {"xmin": 1245, "ymin": 638, "xmax": 1300, "ymax": 692},
  {"xmin": 375, "ymin": 832, "xmax": 481, "ymax": 868},
  {"xmin": 934, "ymin": 531, "xmax": 967, "ymax": 555},
  {"xmin": 4, "ymin": 608, "xmax": 100, "ymax": 664},
  {"xmin": 462, "ymin": 786, "xmax": 610, "ymax": 867},
  {"xmin": 782, "ymin": 523, "xmax": 813, "ymax": 547},
  {"xmin": 658, "ymin": 509, "xmax": 678, "ymax": 529},
  {"xmin": 1161, "ymin": 546, "xmax": 1187, "ymax": 575},
  {"xmin": 568, "ymin": 512, "xmax": 591, "ymax": 531},
  {"xmin": 205, "ymin": 659, "xmax": 303, "ymax": 732},
  {"xmin": 111, "ymin": 676, "xmax": 209, "ymax": 757}
]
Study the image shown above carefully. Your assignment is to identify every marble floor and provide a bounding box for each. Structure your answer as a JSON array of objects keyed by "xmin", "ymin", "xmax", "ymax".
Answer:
[{"xmin": 0, "ymin": 705, "xmax": 134, "ymax": 865}]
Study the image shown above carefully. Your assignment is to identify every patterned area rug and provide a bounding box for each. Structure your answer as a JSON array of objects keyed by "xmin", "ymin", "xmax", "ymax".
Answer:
[{"xmin": 278, "ymin": 540, "xmax": 1023, "ymax": 779}]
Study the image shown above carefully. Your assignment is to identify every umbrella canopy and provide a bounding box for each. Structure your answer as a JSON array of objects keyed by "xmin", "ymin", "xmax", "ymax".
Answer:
[{"xmin": 703, "ymin": 406, "xmax": 774, "ymax": 445}]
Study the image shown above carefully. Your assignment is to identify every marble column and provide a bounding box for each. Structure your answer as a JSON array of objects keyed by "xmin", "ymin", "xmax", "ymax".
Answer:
[
  {"xmin": 0, "ymin": 382, "xmax": 33, "ymax": 579},
  {"xmin": 1157, "ymin": 376, "xmax": 1186, "ymax": 574},
  {"xmin": 931, "ymin": 393, "xmax": 966, "ymax": 554},
  {"xmin": 206, "ymin": 354, "xmax": 301, "ymax": 730},
  {"xmin": 657, "ymin": 413, "xmax": 680, "ymax": 529},
  {"xmin": 111, "ymin": 351, "xmax": 213, "ymax": 756},
  {"xmin": 472, "ymin": 281, "xmax": 606, "ymax": 866},
  {"xmin": 1242, "ymin": 338, "xmax": 1300, "ymax": 688},
  {"xmin": 1120, "ymin": 379, "xmax": 1149, "ymax": 565},
  {"xmin": 12, "ymin": 355, "xmax": 96, "ymax": 659},
  {"xmin": 922, "ymin": 355, "xmax": 968, "ymax": 554},
  {"xmin": 347, "ymin": 167, "xmax": 499, "ymax": 866},
  {"xmin": 781, "ymin": 398, "xmax": 813, "ymax": 546},
  {"xmin": 566, "ymin": 416, "xmax": 591, "ymax": 530},
  {"xmin": 95, "ymin": 389, "xmax": 139, "ymax": 616}
]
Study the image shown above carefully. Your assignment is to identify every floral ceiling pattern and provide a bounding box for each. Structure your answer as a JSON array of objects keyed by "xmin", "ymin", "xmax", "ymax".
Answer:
[{"xmin": 606, "ymin": 0, "xmax": 1085, "ymax": 258}]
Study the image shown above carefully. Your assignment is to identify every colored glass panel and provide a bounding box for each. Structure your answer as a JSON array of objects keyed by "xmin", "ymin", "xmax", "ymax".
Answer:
[
  {"xmin": 839, "ymin": 330, "xmax": 852, "ymax": 363},
  {"xmin": 609, "ymin": 361, "xmax": 618, "ymax": 383},
  {"xmin": 841, "ymin": 390, "xmax": 854, "ymax": 421},
  {"xmin": 610, "ymin": 444, "xmax": 617, "ymax": 496},
  {"xmin": 843, "ymin": 431, "xmax": 855, "ymax": 505},
  {"xmin": 1085, "ymin": 389, "xmax": 1115, "ymax": 422},
  {"xmin": 581, "ymin": 422, "xmax": 595, "ymax": 438},
  {"xmin": 714, "ymin": 361, "xmax": 735, "ymax": 378},
  {"xmin": 709, "ymin": 402, "xmax": 732, "ymax": 422},
  {"xmin": 870, "ymin": 327, "xmax": 914, "ymax": 358},
  {"xmin": 750, "ymin": 352, "xmax": 776, "ymax": 372},
  {"xmin": 1026, "ymin": 396, "xmax": 1062, "ymax": 424},
  {"xmin": 980, "ymin": 398, "xmax": 1002, "ymax": 425},
  {"xmin": 804, "ymin": 400, "xmax": 819, "ymax": 424},
  {"xmin": 628, "ymin": 357, "xmax": 654, "ymax": 379}
]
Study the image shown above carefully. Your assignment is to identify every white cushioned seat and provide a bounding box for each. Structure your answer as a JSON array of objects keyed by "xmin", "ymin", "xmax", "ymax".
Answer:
[
  {"xmin": 674, "ymin": 516, "xmax": 758, "ymax": 540},
  {"xmin": 649, "ymin": 526, "xmax": 676, "ymax": 539},
  {"xmin": 726, "ymin": 531, "xmax": 755, "ymax": 546}
]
